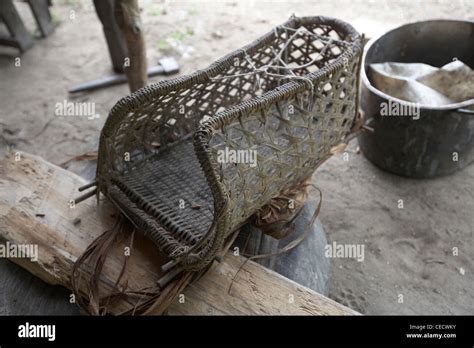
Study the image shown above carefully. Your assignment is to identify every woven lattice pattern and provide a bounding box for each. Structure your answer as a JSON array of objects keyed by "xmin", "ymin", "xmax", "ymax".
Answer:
[
  {"xmin": 97, "ymin": 16, "xmax": 362, "ymax": 271},
  {"xmin": 109, "ymin": 137, "xmax": 214, "ymax": 255},
  {"xmin": 210, "ymin": 61, "xmax": 359, "ymax": 229}
]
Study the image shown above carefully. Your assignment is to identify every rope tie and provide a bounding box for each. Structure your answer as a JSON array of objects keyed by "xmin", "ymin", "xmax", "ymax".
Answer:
[
  {"xmin": 208, "ymin": 26, "xmax": 346, "ymax": 97},
  {"xmin": 228, "ymin": 184, "xmax": 323, "ymax": 294}
]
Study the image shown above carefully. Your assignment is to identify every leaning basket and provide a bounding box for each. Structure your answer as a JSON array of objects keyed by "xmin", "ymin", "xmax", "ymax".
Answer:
[{"xmin": 84, "ymin": 16, "xmax": 362, "ymax": 276}]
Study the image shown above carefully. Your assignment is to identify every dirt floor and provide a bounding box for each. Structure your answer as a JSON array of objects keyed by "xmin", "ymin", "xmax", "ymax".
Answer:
[{"xmin": 0, "ymin": 0, "xmax": 473, "ymax": 315}]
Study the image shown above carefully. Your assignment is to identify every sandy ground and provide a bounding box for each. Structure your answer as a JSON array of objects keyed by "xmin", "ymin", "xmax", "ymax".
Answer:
[{"xmin": 0, "ymin": 0, "xmax": 473, "ymax": 314}]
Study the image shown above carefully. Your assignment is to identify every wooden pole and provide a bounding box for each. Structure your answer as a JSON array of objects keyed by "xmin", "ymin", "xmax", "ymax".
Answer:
[
  {"xmin": 93, "ymin": 0, "xmax": 128, "ymax": 73},
  {"xmin": 114, "ymin": 0, "xmax": 147, "ymax": 92}
]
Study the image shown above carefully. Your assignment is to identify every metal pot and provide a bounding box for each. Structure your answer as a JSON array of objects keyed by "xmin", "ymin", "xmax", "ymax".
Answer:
[{"xmin": 358, "ymin": 20, "xmax": 474, "ymax": 178}]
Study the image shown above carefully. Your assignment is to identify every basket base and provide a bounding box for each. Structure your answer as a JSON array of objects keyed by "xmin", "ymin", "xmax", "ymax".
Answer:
[{"xmin": 235, "ymin": 201, "xmax": 330, "ymax": 295}]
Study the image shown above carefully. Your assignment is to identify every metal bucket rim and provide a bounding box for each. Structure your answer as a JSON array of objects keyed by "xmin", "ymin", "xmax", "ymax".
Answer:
[{"xmin": 361, "ymin": 19, "xmax": 474, "ymax": 112}]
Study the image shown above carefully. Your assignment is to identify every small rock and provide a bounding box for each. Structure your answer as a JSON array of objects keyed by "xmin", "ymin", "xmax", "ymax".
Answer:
[{"xmin": 211, "ymin": 31, "xmax": 223, "ymax": 39}]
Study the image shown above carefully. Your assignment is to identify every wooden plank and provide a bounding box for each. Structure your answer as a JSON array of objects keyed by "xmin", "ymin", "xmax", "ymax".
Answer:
[{"xmin": 0, "ymin": 152, "xmax": 358, "ymax": 315}]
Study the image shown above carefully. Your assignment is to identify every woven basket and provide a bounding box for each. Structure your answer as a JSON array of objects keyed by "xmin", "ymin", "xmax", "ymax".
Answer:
[{"xmin": 93, "ymin": 16, "xmax": 362, "ymax": 273}]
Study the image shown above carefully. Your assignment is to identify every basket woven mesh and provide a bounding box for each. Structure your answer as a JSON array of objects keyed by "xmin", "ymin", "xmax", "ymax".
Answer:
[{"xmin": 95, "ymin": 16, "xmax": 362, "ymax": 272}]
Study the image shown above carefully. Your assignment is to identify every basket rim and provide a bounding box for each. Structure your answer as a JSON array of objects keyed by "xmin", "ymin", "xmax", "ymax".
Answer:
[{"xmin": 101, "ymin": 15, "xmax": 361, "ymax": 136}]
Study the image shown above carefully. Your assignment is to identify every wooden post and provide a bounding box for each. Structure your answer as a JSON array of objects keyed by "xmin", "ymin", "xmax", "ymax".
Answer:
[
  {"xmin": 0, "ymin": 0, "xmax": 34, "ymax": 52},
  {"xmin": 27, "ymin": 0, "xmax": 54, "ymax": 37},
  {"xmin": 93, "ymin": 0, "xmax": 128, "ymax": 73},
  {"xmin": 114, "ymin": 0, "xmax": 147, "ymax": 91}
]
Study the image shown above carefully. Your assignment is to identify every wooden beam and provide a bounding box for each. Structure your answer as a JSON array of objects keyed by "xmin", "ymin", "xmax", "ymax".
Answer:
[
  {"xmin": 93, "ymin": 0, "xmax": 128, "ymax": 73},
  {"xmin": 115, "ymin": 0, "xmax": 147, "ymax": 91},
  {"xmin": 27, "ymin": 0, "xmax": 54, "ymax": 37},
  {"xmin": 0, "ymin": 152, "xmax": 358, "ymax": 315}
]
